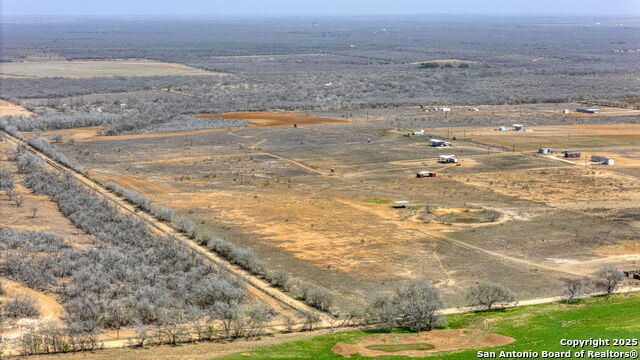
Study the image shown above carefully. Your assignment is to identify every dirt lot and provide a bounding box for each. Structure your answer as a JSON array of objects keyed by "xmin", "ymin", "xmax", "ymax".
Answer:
[
  {"xmin": 198, "ymin": 111, "xmax": 346, "ymax": 127},
  {"xmin": 50, "ymin": 118, "xmax": 640, "ymax": 309},
  {"xmin": 0, "ymin": 100, "xmax": 32, "ymax": 116},
  {"xmin": 0, "ymin": 60, "xmax": 226, "ymax": 78}
]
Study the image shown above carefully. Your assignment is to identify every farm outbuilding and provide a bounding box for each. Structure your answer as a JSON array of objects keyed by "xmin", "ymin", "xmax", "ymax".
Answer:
[
  {"xmin": 430, "ymin": 139, "xmax": 451, "ymax": 147},
  {"xmin": 591, "ymin": 155, "xmax": 615, "ymax": 165},
  {"xmin": 576, "ymin": 108, "xmax": 599, "ymax": 114},
  {"xmin": 539, "ymin": 148, "xmax": 554, "ymax": 154},
  {"xmin": 392, "ymin": 201, "xmax": 410, "ymax": 208},
  {"xmin": 564, "ymin": 151, "xmax": 581, "ymax": 158},
  {"xmin": 417, "ymin": 171, "xmax": 437, "ymax": 178},
  {"xmin": 512, "ymin": 124, "xmax": 525, "ymax": 131},
  {"xmin": 438, "ymin": 155, "xmax": 458, "ymax": 163}
]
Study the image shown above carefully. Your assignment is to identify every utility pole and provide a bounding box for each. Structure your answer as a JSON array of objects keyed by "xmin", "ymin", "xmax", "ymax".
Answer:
[{"xmin": 512, "ymin": 141, "xmax": 515, "ymax": 153}]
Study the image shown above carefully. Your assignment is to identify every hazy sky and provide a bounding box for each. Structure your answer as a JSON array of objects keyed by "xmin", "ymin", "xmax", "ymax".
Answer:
[{"xmin": 2, "ymin": 0, "xmax": 639, "ymax": 17}]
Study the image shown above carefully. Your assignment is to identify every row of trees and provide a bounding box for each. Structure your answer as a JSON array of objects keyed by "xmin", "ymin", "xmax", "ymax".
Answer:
[
  {"xmin": 103, "ymin": 180, "xmax": 335, "ymax": 312},
  {"xmin": 561, "ymin": 266, "xmax": 626, "ymax": 302},
  {"xmin": 364, "ymin": 268, "xmax": 628, "ymax": 334},
  {"xmin": 1, "ymin": 149, "xmax": 249, "ymax": 345}
]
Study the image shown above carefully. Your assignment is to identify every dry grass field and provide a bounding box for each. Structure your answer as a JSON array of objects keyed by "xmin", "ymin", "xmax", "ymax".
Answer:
[
  {"xmin": 42, "ymin": 110, "xmax": 640, "ymax": 310},
  {"xmin": 0, "ymin": 100, "xmax": 32, "ymax": 116},
  {"xmin": 0, "ymin": 60, "xmax": 226, "ymax": 78}
]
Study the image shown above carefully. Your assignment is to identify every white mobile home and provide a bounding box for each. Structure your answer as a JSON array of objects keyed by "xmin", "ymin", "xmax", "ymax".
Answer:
[
  {"xmin": 430, "ymin": 139, "xmax": 451, "ymax": 147},
  {"xmin": 438, "ymin": 154, "xmax": 458, "ymax": 163}
]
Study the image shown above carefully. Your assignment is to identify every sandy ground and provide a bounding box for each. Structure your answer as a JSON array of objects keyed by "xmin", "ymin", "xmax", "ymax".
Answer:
[
  {"xmin": 462, "ymin": 166, "xmax": 640, "ymax": 209},
  {"xmin": 198, "ymin": 111, "xmax": 346, "ymax": 127},
  {"xmin": 0, "ymin": 279, "xmax": 66, "ymax": 327},
  {"xmin": 0, "ymin": 142, "xmax": 95, "ymax": 247},
  {"xmin": 332, "ymin": 329, "xmax": 515, "ymax": 358},
  {"xmin": 0, "ymin": 60, "xmax": 227, "ymax": 78},
  {"xmin": 0, "ymin": 100, "xmax": 32, "ymax": 117}
]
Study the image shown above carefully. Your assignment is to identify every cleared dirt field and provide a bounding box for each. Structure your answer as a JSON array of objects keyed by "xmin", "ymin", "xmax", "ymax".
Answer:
[
  {"xmin": 53, "ymin": 119, "xmax": 640, "ymax": 309},
  {"xmin": 0, "ymin": 100, "xmax": 32, "ymax": 117},
  {"xmin": 198, "ymin": 111, "xmax": 346, "ymax": 127},
  {"xmin": 0, "ymin": 60, "xmax": 226, "ymax": 78}
]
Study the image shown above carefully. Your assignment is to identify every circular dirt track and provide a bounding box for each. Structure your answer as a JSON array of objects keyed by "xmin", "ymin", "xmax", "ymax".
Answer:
[{"xmin": 332, "ymin": 329, "xmax": 515, "ymax": 358}]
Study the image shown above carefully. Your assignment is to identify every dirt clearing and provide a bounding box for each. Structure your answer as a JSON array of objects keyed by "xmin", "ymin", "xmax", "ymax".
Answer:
[
  {"xmin": 198, "ymin": 111, "xmax": 345, "ymax": 127},
  {"xmin": 332, "ymin": 329, "xmax": 515, "ymax": 358},
  {"xmin": 0, "ymin": 60, "xmax": 227, "ymax": 78},
  {"xmin": 0, "ymin": 100, "xmax": 32, "ymax": 116}
]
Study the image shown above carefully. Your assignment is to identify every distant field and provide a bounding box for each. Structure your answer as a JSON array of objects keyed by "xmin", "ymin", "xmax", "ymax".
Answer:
[
  {"xmin": 50, "ymin": 120, "xmax": 640, "ymax": 310},
  {"xmin": 0, "ymin": 60, "xmax": 226, "ymax": 78}
]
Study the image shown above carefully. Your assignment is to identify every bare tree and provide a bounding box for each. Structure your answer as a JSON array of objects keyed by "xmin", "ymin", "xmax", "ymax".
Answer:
[
  {"xmin": 50, "ymin": 133, "xmax": 63, "ymax": 143},
  {"xmin": 7, "ymin": 189, "xmax": 24, "ymax": 207},
  {"xmin": 367, "ymin": 281, "xmax": 444, "ymax": 331},
  {"xmin": 0, "ymin": 166, "xmax": 14, "ymax": 194},
  {"xmin": 157, "ymin": 309, "xmax": 188, "ymax": 346},
  {"xmin": 395, "ymin": 281, "xmax": 445, "ymax": 331},
  {"xmin": 366, "ymin": 294, "xmax": 398, "ymax": 331},
  {"xmin": 132, "ymin": 319, "xmax": 152, "ymax": 347},
  {"xmin": 595, "ymin": 266, "xmax": 625, "ymax": 295},
  {"xmin": 302, "ymin": 311, "xmax": 321, "ymax": 332},
  {"xmin": 561, "ymin": 278, "xmax": 594, "ymax": 302},
  {"xmin": 244, "ymin": 304, "xmax": 273, "ymax": 338},
  {"xmin": 5, "ymin": 293, "xmax": 40, "ymax": 318},
  {"xmin": 466, "ymin": 282, "xmax": 517, "ymax": 310}
]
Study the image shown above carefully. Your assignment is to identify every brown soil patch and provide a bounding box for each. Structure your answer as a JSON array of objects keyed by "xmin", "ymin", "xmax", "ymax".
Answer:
[
  {"xmin": 0, "ymin": 100, "xmax": 32, "ymax": 117},
  {"xmin": 0, "ymin": 278, "xmax": 66, "ymax": 327},
  {"xmin": 332, "ymin": 329, "xmax": 515, "ymax": 358},
  {"xmin": 595, "ymin": 242, "xmax": 640, "ymax": 256},
  {"xmin": 462, "ymin": 166, "xmax": 640, "ymax": 210},
  {"xmin": 33, "ymin": 126, "xmax": 102, "ymax": 143},
  {"xmin": 27, "ymin": 126, "xmax": 241, "ymax": 143},
  {"xmin": 198, "ymin": 111, "xmax": 345, "ymax": 127},
  {"xmin": 0, "ymin": 142, "xmax": 94, "ymax": 247}
]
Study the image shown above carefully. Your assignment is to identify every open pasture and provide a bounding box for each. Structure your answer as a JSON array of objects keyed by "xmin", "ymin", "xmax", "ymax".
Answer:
[
  {"xmin": 50, "ymin": 117, "xmax": 640, "ymax": 309},
  {"xmin": 0, "ymin": 60, "xmax": 225, "ymax": 78}
]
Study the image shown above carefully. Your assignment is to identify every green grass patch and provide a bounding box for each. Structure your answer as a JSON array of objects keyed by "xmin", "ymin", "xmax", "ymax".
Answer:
[
  {"xmin": 218, "ymin": 292, "xmax": 640, "ymax": 359},
  {"xmin": 367, "ymin": 343, "xmax": 435, "ymax": 352},
  {"xmin": 363, "ymin": 198, "xmax": 391, "ymax": 204}
]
